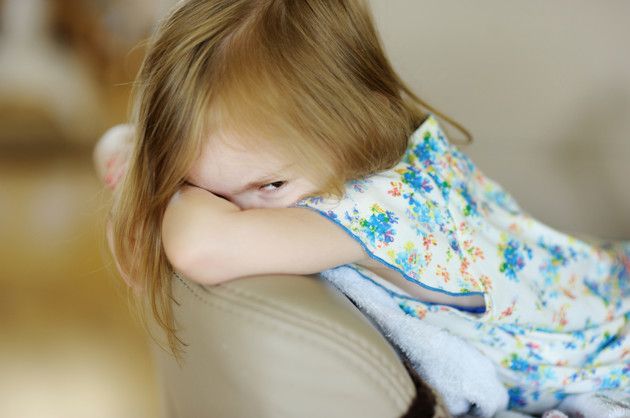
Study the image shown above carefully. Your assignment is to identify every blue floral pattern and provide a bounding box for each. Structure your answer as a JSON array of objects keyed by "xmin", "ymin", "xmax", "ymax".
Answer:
[{"xmin": 291, "ymin": 113, "xmax": 630, "ymax": 414}]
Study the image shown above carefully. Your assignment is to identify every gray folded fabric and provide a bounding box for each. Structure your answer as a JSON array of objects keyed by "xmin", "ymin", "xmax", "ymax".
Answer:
[{"xmin": 319, "ymin": 266, "xmax": 509, "ymax": 417}]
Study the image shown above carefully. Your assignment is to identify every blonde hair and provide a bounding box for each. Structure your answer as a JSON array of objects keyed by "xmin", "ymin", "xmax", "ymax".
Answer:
[{"xmin": 108, "ymin": 0, "xmax": 474, "ymax": 362}]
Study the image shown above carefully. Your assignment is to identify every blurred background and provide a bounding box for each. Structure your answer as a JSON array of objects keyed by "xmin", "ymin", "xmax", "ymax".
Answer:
[
  {"xmin": 0, "ymin": 0, "xmax": 628, "ymax": 417},
  {"xmin": 0, "ymin": 0, "xmax": 173, "ymax": 417}
]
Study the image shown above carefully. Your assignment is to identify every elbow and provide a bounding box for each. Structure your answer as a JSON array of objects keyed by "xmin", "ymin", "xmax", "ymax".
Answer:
[
  {"xmin": 160, "ymin": 207, "xmax": 199, "ymax": 285},
  {"xmin": 161, "ymin": 231, "xmax": 210, "ymax": 286},
  {"xmin": 163, "ymin": 237, "xmax": 197, "ymax": 283},
  {"xmin": 161, "ymin": 189, "xmax": 235, "ymax": 286},
  {"xmin": 161, "ymin": 190, "xmax": 201, "ymax": 283},
  {"xmin": 162, "ymin": 230, "xmax": 227, "ymax": 287}
]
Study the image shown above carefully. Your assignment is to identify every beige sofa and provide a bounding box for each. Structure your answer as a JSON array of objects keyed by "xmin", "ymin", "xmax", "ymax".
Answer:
[{"xmin": 147, "ymin": 272, "xmax": 449, "ymax": 418}]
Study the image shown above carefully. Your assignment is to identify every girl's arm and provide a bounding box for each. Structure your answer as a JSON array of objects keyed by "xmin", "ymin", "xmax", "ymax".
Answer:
[{"xmin": 162, "ymin": 184, "xmax": 367, "ymax": 286}]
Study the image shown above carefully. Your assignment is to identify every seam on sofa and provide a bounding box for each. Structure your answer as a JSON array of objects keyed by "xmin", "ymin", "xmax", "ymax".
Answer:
[
  {"xmin": 184, "ymin": 273, "xmax": 414, "ymax": 396},
  {"xmin": 181, "ymin": 273, "xmax": 414, "ymax": 399},
  {"xmin": 174, "ymin": 273, "xmax": 414, "ymax": 413}
]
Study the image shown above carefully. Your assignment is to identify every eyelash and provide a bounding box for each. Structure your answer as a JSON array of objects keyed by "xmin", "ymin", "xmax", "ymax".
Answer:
[{"xmin": 258, "ymin": 181, "xmax": 286, "ymax": 192}]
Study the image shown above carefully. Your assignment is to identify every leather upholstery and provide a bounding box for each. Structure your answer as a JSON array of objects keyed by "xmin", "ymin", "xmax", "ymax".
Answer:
[{"xmin": 148, "ymin": 272, "xmax": 422, "ymax": 418}]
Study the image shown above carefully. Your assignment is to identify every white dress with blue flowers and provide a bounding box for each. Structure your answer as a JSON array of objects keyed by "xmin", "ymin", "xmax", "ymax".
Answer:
[{"xmin": 290, "ymin": 113, "xmax": 630, "ymax": 414}]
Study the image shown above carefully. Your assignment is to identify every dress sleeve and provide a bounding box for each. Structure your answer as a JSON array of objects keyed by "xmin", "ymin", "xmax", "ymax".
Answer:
[{"xmin": 290, "ymin": 165, "xmax": 486, "ymax": 297}]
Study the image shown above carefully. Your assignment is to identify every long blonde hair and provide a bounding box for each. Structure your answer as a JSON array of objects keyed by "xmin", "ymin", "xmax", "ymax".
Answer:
[{"xmin": 108, "ymin": 0, "xmax": 474, "ymax": 362}]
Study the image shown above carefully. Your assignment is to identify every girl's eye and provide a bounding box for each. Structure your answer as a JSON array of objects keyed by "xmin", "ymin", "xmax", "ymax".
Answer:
[{"xmin": 259, "ymin": 181, "xmax": 286, "ymax": 192}]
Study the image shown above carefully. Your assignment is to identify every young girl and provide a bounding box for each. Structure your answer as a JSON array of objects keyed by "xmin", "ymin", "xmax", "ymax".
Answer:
[{"xmin": 97, "ymin": 0, "xmax": 630, "ymax": 414}]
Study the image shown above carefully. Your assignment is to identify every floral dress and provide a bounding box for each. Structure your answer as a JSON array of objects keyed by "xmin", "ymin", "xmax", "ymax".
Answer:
[{"xmin": 289, "ymin": 113, "xmax": 630, "ymax": 414}]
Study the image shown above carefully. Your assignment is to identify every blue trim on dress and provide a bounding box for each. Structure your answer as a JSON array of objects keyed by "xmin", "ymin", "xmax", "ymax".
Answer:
[
  {"xmin": 293, "ymin": 204, "xmax": 488, "ymax": 312},
  {"xmin": 329, "ymin": 264, "xmax": 487, "ymax": 314}
]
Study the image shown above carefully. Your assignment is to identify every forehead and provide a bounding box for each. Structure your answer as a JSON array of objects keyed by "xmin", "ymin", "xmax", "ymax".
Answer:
[
  {"xmin": 206, "ymin": 129, "xmax": 290, "ymax": 168},
  {"xmin": 187, "ymin": 131, "xmax": 289, "ymax": 193}
]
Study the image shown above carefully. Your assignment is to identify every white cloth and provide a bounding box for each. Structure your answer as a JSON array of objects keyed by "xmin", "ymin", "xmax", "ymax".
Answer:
[{"xmin": 319, "ymin": 266, "xmax": 509, "ymax": 417}]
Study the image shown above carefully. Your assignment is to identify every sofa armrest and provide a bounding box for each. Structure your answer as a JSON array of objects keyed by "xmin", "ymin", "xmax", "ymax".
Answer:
[{"xmin": 146, "ymin": 272, "xmax": 431, "ymax": 418}]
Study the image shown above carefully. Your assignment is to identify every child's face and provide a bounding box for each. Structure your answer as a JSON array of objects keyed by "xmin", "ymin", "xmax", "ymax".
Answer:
[{"xmin": 185, "ymin": 132, "xmax": 319, "ymax": 210}]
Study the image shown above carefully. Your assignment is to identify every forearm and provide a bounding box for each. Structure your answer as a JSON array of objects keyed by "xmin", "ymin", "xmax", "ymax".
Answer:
[{"xmin": 161, "ymin": 184, "xmax": 366, "ymax": 286}]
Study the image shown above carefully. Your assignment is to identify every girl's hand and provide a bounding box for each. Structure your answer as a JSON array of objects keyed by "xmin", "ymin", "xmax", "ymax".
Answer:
[{"xmin": 93, "ymin": 124, "xmax": 133, "ymax": 191}]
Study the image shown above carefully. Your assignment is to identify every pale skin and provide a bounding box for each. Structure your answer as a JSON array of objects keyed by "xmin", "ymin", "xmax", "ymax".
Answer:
[{"xmin": 93, "ymin": 125, "xmax": 485, "ymax": 308}]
